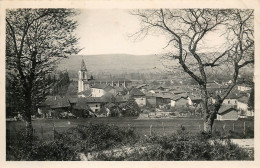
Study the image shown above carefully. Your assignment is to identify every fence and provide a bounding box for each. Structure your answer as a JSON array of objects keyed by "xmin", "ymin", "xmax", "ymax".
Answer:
[{"xmin": 6, "ymin": 119, "xmax": 254, "ymax": 143}]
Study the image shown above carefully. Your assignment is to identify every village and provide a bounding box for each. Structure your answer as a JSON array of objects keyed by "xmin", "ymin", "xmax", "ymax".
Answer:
[
  {"xmin": 30, "ymin": 58, "xmax": 254, "ymax": 121},
  {"xmin": 5, "ymin": 7, "xmax": 256, "ymax": 161}
]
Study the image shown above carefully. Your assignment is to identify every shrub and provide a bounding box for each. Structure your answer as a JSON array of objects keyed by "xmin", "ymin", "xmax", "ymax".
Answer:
[
  {"xmin": 7, "ymin": 124, "xmax": 253, "ymax": 161},
  {"xmin": 7, "ymin": 124, "xmax": 139, "ymax": 161},
  {"xmin": 94, "ymin": 129, "xmax": 253, "ymax": 161},
  {"xmin": 58, "ymin": 123, "xmax": 139, "ymax": 152},
  {"xmin": 6, "ymin": 128, "xmax": 80, "ymax": 161}
]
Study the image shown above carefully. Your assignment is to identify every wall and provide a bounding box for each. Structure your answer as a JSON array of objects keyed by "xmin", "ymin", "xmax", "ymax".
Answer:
[
  {"xmin": 134, "ymin": 97, "xmax": 146, "ymax": 107},
  {"xmin": 146, "ymin": 97, "xmax": 156, "ymax": 108},
  {"xmin": 217, "ymin": 110, "xmax": 238, "ymax": 120},
  {"xmin": 92, "ymin": 88, "xmax": 106, "ymax": 97},
  {"xmin": 237, "ymin": 101, "xmax": 248, "ymax": 111},
  {"xmin": 238, "ymin": 86, "xmax": 251, "ymax": 91},
  {"xmin": 170, "ymin": 100, "xmax": 176, "ymax": 107},
  {"xmin": 223, "ymin": 99, "xmax": 237, "ymax": 105},
  {"xmin": 88, "ymin": 103, "xmax": 101, "ymax": 112},
  {"xmin": 175, "ymin": 98, "xmax": 188, "ymax": 107}
]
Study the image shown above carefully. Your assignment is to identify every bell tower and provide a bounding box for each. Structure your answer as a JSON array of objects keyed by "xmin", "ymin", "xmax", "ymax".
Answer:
[{"xmin": 78, "ymin": 58, "xmax": 89, "ymax": 92}]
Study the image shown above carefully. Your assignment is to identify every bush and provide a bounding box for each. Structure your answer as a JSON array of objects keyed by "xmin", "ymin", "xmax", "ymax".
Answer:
[
  {"xmin": 58, "ymin": 124, "xmax": 139, "ymax": 152},
  {"xmin": 6, "ymin": 128, "xmax": 79, "ymax": 161},
  {"xmin": 94, "ymin": 129, "xmax": 253, "ymax": 161},
  {"xmin": 7, "ymin": 123, "xmax": 139, "ymax": 161},
  {"xmin": 7, "ymin": 124, "xmax": 253, "ymax": 161}
]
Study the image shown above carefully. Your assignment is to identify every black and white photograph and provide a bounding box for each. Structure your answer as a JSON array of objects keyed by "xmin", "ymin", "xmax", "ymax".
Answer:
[{"xmin": 2, "ymin": 0, "xmax": 259, "ymax": 164}]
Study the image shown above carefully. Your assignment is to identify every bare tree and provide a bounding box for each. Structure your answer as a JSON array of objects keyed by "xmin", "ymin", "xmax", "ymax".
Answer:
[
  {"xmin": 132, "ymin": 9, "xmax": 254, "ymax": 132},
  {"xmin": 6, "ymin": 9, "xmax": 81, "ymax": 139}
]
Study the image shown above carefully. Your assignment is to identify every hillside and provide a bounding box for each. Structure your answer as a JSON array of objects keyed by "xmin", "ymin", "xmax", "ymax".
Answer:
[
  {"xmin": 57, "ymin": 54, "xmax": 165, "ymax": 74},
  {"xmin": 56, "ymin": 53, "xmax": 253, "ymax": 82}
]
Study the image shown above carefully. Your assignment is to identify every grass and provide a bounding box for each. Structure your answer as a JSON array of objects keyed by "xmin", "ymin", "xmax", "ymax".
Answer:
[{"xmin": 6, "ymin": 117, "xmax": 254, "ymax": 141}]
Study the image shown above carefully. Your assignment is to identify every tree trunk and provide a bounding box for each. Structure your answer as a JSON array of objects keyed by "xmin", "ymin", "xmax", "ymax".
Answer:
[
  {"xmin": 25, "ymin": 117, "xmax": 33, "ymax": 140},
  {"xmin": 204, "ymin": 117, "xmax": 214, "ymax": 133},
  {"xmin": 24, "ymin": 91, "xmax": 34, "ymax": 142}
]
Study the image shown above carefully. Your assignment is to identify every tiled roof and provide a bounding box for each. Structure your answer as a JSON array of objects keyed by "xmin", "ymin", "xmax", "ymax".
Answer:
[
  {"xmin": 171, "ymin": 95, "xmax": 188, "ymax": 101},
  {"xmin": 91, "ymin": 83, "xmax": 108, "ymax": 89},
  {"xmin": 78, "ymin": 89, "xmax": 92, "ymax": 97},
  {"xmin": 103, "ymin": 85, "xmax": 115, "ymax": 92},
  {"xmin": 105, "ymin": 103, "xmax": 116, "ymax": 108},
  {"xmin": 237, "ymin": 95, "xmax": 249, "ymax": 104},
  {"xmin": 74, "ymin": 98, "xmax": 92, "ymax": 110},
  {"xmin": 50, "ymin": 97, "xmax": 71, "ymax": 109},
  {"xmin": 218, "ymin": 105, "xmax": 237, "ymax": 115},
  {"xmin": 77, "ymin": 97, "xmax": 105, "ymax": 103},
  {"xmin": 130, "ymin": 88, "xmax": 145, "ymax": 96},
  {"xmin": 115, "ymin": 95, "xmax": 130, "ymax": 102},
  {"xmin": 136, "ymin": 84, "xmax": 149, "ymax": 89},
  {"xmin": 114, "ymin": 86, "xmax": 124, "ymax": 92},
  {"xmin": 67, "ymin": 96, "xmax": 78, "ymax": 104}
]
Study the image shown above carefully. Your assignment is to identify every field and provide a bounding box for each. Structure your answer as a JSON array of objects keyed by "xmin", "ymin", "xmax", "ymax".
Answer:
[{"xmin": 6, "ymin": 117, "xmax": 254, "ymax": 142}]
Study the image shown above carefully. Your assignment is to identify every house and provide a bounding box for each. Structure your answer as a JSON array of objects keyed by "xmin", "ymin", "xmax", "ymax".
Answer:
[
  {"xmin": 114, "ymin": 86, "xmax": 125, "ymax": 95},
  {"xmin": 136, "ymin": 84, "xmax": 149, "ymax": 90},
  {"xmin": 75, "ymin": 97, "xmax": 105, "ymax": 113},
  {"xmin": 171, "ymin": 96, "xmax": 189, "ymax": 107},
  {"xmin": 190, "ymin": 96, "xmax": 203, "ymax": 108},
  {"xmin": 237, "ymin": 84, "xmax": 251, "ymax": 92},
  {"xmin": 38, "ymin": 96, "xmax": 71, "ymax": 118},
  {"xmin": 72, "ymin": 99, "xmax": 95, "ymax": 118},
  {"xmin": 223, "ymin": 93, "xmax": 238, "ymax": 105},
  {"xmin": 91, "ymin": 84, "xmax": 110, "ymax": 97},
  {"xmin": 146, "ymin": 95, "xmax": 157, "ymax": 108},
  {"xmin": 129, "ymin": 88, "xmax": 146, "ymax": 107},
  {"xmin": 145, "ymin": 92, "xmax": 172, "ymax": 108},
  {"xmin": 216, "ymin": 105, "xmax": 238, "ymax": 120},
  {"xmin": 156, "ymin": 86, "xmax": 170, "ymax": 92},
  {"xmin": 237, "ymin": 95, "xmax": 250, "ymax": 115},
  {"xmin": 78, "ymin": 89, "xmax": 92, "ymax": 98}
]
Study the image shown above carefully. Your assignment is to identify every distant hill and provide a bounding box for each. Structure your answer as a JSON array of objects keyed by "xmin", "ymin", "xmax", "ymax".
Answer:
[
  {"xmin": 57, "ymin": 54, "xmax": 166, "ymax": 74},
  {"xmin": 56, "ymin": 53, "xmax": 253, "ymax": 80}
]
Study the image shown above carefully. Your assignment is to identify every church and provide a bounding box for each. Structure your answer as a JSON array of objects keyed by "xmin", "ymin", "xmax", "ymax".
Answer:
[{"xmin": 78, "ymin": 59, "xmax": 131, "ymax": 98}]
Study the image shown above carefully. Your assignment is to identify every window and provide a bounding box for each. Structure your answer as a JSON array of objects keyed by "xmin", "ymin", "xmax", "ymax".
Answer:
[
  {"xmin": 228, "ymin": 100, "xmax": 230, "ymax": 104},
  {"xmin": 96, "ymin": 104, "xmax": 98, "ymax": 107}
]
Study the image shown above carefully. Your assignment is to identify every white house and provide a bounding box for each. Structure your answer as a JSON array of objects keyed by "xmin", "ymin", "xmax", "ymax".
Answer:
[
  {"xmin": 237, "ymin": 96, "xmax": 249, "ymax": 111},
  {"xmin": 129, "ymin": 88, "xmax": 146, "ymax": 107},
  {"xmin": 216, "ymin": 105, "xmax": 239, "ymax": 120},
  {"xmin": 237, "ymin": 85, "xmax": 251, "ymax": 92},
  {"xmin": 91, "ymin": 84, "xmax": 116, "ymax": 97}
]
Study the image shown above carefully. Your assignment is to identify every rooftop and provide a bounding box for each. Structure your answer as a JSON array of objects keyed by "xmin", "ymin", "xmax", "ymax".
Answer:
[
  {"xmin": 129, "ymin": 88, "xmax": 145, "ymax": 96},
  {"xmin": 218, "ymin": 105, "xmax": 237, "ymax": 115}
]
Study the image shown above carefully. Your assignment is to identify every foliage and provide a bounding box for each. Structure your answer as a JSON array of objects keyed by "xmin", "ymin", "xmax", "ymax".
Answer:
[
  {"xmin": 120, "ymin": 97, "xmax": 141, "ymax": 117},
  {"xmin": 95, "ymin": 129, "xmax": 252, "ymax": 161},
  {"xmin": 51, "ymin": 71, "xmax": 71, "ymax": 96},
  {"xmin": 6, "ymin": 9, "xmax": 81, "ymax": 132},
  {"xmin": 7, "ymin": 124, "xmax": 139, "ymax": 161},
  {"xmin": 58, "ymin": 124, "xmax": 139, "ymax": 152},
  {"xmin": 7, "ymin": 123, "xmax": 253, "ymax": 161}
]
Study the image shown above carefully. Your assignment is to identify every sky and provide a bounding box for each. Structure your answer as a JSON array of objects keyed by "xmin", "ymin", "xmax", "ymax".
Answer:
[{"xmin": 76, "ymin": 9, "xmax": 227, "ymax": 55}]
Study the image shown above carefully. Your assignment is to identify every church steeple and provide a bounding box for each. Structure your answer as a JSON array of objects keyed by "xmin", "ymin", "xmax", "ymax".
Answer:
[
  {"xmin": 81, "ymin": 58, "xmax": 87, "ymax": 71},
  {"xmin": 78, "ymin": 58, "xmax": 89, "ymax": 93}
]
